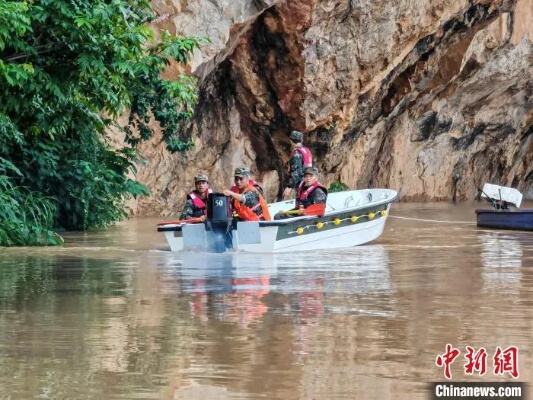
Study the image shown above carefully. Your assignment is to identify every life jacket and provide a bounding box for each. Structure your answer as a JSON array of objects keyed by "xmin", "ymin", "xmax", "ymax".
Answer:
[
  {"xmin": 231, "ymin": 179, "xmax": 264, "ymax": 197},
  {"xmin": 231, "ymin": 183, "xmax": 272, "ymax": 221},
  {"xmin": 296, "ymin": 180, "xmax": 328, "ymax": 209},
  {"xmin": 290, "ymin": 146, "xmax": 313, "ymax": 168},
  {"xmin": 187, "ymin": 189, "xmax": 213, "ymax": 215}
]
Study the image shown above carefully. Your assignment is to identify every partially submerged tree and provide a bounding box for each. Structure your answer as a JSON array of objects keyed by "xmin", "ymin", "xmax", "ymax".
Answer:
[{"xmin": 0, "ymin": 0, "xmax": 201, "ymax": 245}]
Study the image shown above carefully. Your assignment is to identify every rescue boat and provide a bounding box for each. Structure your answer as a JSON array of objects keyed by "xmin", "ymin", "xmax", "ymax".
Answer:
[
  {"xmin": 476, "ymin": 183, "xmax": 532, "ymax": 231},
  {"xmin": 157, "ymin": 188, "xmax": 397, "ymax": 252}
]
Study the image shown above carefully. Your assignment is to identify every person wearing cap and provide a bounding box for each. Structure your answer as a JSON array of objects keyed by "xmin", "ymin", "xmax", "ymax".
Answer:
[
  {"xmin": 275, "ymin": 166, "xmax": 327, "ymax": 219},
  {"xmin": 179, "ymin": 173, "xmax": 213, "ymax": 220},
  {"xmin": 223, "ymin": 167, "xmax": 272, "ymax": 221},
  {"xmin": 230, "ymin": 171, "xmax": 265, "ymax": 198},
  {"xmin": 283, "ymin": 130, "xmax": 313, "ymax": 200}
]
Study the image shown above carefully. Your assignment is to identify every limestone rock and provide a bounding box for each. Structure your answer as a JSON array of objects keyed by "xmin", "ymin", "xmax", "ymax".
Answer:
[{"xmin": 129, "ymin": 0, "xmax": 532, "ymax": 215}]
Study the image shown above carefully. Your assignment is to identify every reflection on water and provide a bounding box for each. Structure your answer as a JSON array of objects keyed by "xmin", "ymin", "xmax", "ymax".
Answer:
[
  {"xmin": 0, "ymin": 202, "xmax": 532, "ymax": 399},
  {"xmin": 480, "ymin": 233, "xmax": 523, "ymax": 291},
  {"xmin": 175, "ymin": 247, "xmax": 393, "ymax": 328},
  {"xmin": 179, "ymin": 253, "xmax": 275, "ymax": 327},
  {"xmin": 481, "ymin": 232, "xmax": 523, "ymax": 269}
]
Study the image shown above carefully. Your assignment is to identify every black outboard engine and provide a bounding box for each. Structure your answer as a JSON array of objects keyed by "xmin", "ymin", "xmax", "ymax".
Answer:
[{"xmin": 206, "ymin": 193, "xmax": 233, "ymax": 252}]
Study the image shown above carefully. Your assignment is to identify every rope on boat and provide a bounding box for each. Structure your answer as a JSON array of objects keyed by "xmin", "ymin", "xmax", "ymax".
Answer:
[
  {"xmin": 288, "ymin": 209, "xmax": 388, "ymax": 235},
  {"xmin": 389, "ymin": 216, "xmax": 475, "ymax": 225}
]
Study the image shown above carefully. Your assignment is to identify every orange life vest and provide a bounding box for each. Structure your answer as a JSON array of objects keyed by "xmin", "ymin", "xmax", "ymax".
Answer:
[
  {"xmin": 231, "ymin": 184, "xmax": 272, "ymax": 221},
  {"xmin": 231, "ymin": 179, "xmax": 264, "ymax": 197}
]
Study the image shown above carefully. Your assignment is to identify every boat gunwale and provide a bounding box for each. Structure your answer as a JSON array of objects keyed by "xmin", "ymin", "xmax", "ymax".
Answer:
[
  {"xmin": 260, "ymin": 190, "xmax": 398, "ymax": 227},
  {"xmin": 157, "ymin": 189, "xmax": 398, "ymax": 232}
]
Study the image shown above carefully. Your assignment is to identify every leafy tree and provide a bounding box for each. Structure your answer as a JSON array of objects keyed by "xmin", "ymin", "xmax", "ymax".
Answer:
[{"xmin": 0, "ymin": 0, "xmax": 201, "ymax": 244}]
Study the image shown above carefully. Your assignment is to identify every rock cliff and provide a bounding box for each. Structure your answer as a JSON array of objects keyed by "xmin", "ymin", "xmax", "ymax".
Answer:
[{"xmin": 130, "ymin": 0, "xmax": 532, "ymax": 215}]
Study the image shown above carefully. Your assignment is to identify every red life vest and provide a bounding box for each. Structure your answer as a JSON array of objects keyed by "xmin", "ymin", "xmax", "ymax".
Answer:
[
  {"xmin": 188, "ymin": 189, "xmax": 213, "ymax": 215},
  {"xmin": 296, "ymin": 180, "xmax": 327, "ymax": 202},
  {"xmin": 291, "ymin": 146, "xmax": 313, "ymax": 168}
]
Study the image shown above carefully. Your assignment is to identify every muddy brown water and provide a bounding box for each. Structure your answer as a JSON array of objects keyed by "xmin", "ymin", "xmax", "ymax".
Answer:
[{"xmin": 0, "ymin": 202, "xmax": 532, "ymax": 399}]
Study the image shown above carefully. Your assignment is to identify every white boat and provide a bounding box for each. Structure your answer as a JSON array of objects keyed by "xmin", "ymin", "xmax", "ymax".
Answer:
[{"xmin": 158, "ymin": 188, "xmax": 397, "ymax": 253}]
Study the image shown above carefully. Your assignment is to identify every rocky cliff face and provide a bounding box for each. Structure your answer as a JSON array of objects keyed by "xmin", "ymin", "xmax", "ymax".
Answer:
[{"xmin": 130, "ymin": 0, "xmax": 532, "ymax": 216}]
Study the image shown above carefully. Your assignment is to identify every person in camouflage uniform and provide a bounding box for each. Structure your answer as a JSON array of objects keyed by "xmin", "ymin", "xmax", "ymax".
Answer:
[
  {"xmin": 275, "ymin": 167, "xmax": 327, "ymax": 219},
  {"xmin": 179, "ymin": 173, "xmax": 212, "ymax": 220},
  {"xmin": 223, "ymin": 167, "xmax": 271, "ymax": 221},
  {"xmin": 238, "ymin": 171, "xmax": 265, "ymax": 198},
  {"xmin": 283, "ymin": 130, "xmax": 313, "ymax": 199}
]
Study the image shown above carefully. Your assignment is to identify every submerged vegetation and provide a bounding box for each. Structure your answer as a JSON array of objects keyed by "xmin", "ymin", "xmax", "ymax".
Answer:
[{"xmin": 0, "ymin": 0, "xmax": 201, "ymax": 245}]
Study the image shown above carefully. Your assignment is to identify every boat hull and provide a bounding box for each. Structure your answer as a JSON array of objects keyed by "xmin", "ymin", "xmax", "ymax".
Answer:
[
  {"xmin": 476, "ymin": 209, "xmax": 533, "ymax": 231},
  {"xmin": 158, "ymin": 189, "xmax": 397, "ymax": 253},
  {"xmin": 272, "ymin": 211, "xmax": 388, "ymax": 251}
]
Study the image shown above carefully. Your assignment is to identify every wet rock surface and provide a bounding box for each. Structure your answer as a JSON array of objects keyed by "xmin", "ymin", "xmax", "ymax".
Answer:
[{"xmin": 130, "ymin": 0, "xmax": 532, "ymax": 216}]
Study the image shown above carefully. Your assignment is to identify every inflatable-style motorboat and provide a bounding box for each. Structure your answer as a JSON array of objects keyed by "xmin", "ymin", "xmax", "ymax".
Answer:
[{"xmin": 476, "ymin": 183, "xmax": 532, "ymax": 231}]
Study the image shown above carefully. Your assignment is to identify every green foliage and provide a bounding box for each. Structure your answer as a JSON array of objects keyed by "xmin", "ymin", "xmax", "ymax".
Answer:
[
  {"xmin": 328, "ymin": 181, "xmax": 349, "ymax": 193},
  {"xmin": 0, "ymin": 175, "xmax": 63, "ymax": 246},
  {"xmin": 0, "ymin": 0, "xmax": 201, "ymax": 245}
]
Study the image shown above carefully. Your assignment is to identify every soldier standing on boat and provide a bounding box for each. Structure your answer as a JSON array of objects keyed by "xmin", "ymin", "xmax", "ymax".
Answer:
[
  {"xmin": 223, "ymin": 167, "xmax": 272, "ymax": 221},
  {"xmin": 275, "ymin": 167, "xmax": 327, "ymax": 219},
  {"xmin": 283, "ymin": 130, "xmax": 313, "ymax": 200},
  {"xmin": 179, "ymin": 173, "xmax": 212, "ymax": 220}
]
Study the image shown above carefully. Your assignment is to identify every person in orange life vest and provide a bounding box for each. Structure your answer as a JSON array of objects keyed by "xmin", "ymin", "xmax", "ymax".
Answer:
[
  {"xmin": 283, "ymin": 130, "xmax": 313, "ymax": 200},
  {"xmin": 248, "ymin": 176, "xmax": 265, "ymax": 198},
  {"xmin": 275, "ymin": 166, "xmax": 327, "ymax": 219},
  {"xmin": 230, "ymin": 170, "xmax": 265, "ymax": 198},
  {"xmin": 223, "ymin": 167, "xmax": 272, "ymax": 221},
  {"xmin": 179, "ymin": 173, "xmax": 213, "ymax": 220}
]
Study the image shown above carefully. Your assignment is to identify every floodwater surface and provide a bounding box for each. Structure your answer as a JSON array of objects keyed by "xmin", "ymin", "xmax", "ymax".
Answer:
[{"xmin": 0, "ymin": 202, "xmax": 532, "ymax": 399}]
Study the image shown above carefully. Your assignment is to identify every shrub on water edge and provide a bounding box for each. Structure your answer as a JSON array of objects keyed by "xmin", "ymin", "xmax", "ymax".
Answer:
[
  {"xmin": 328, "ymin": 181, "xmax": 349, "ymax": 193},
  {"xmin": 0, "ymin": 175, "xmax": 63, "ymax": 246}
]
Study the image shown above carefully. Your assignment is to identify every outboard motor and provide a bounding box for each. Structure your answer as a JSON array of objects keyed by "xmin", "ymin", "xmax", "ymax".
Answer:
[{"xmin": 206, "ymin": 193, "xmax": 233, "ymax": 252}]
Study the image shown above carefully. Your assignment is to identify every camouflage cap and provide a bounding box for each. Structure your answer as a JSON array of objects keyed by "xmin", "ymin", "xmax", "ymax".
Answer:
[
  {"xmin": 289, "ymin": 130, "xmax": 303, "ymax": 142},
  {"xmin": 234, "ymin": 166, "xmax": 250, "ymax": 178},
  {"xmin": 303, "ymin": 166, "xmax": 318, "ymax": 176},
  {"xmin": 194, "ymin": 174, "xmax": 209, "ymax": 183}
]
